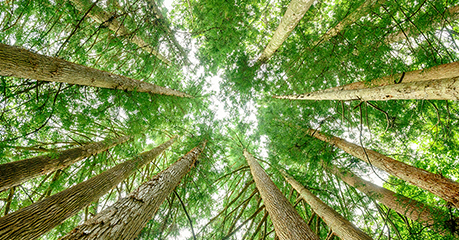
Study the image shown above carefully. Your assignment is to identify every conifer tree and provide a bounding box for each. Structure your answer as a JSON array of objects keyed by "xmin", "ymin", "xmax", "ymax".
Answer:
[
  {"xmin": 0, "ymin": 43, "xmax": 191, "ymax": 97},
  {"xmin": 0, "ymin": 135, "xmax": 130, "ymax": 192},
  {"xmin": 0, "ymin": 137, "xmax": 177, "ymax": 239},
  {"xmin": 304, "ymin": 128, "xmax": 459, "ymax": 208},
  {"xmin": 244, "ymin": 149, "xmax": 319, "ymax": 240},
  {"xmin": 61, "ymin": 141, "xmax": 205, "ymax": 239}
]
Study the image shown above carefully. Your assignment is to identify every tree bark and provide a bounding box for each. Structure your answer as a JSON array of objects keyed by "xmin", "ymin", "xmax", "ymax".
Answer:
[
  {"xmin": 257, "ymin": 0, "xmax": 315, "ymax": 63},
  {"xmin": 60, "ymin": 141, "xmax": 205, "ymax": 240},
  {"xmin": 0, "ymin": 136, "xmax": 177, "ymax": 240},
  {"xmin": 281, "ymin": 170, "xmax": 372, "ymax": 240},
  {"xmin": 274, "ymin": 77, "xmax": 459, "ymax": 101},
  {"xmin": 0, "ymin": 135, "xmax": 130, "ymax": 192},
  {"xmin": 69, "ymin": 0, "xmax": 170, "ymax": 65},
  {"xmin": 305, "ymin": 128, "xmax": 459, "ymax": 208},
  {"xmin": 325, "ymin": 163, "xmax": 449, "ymax": 227},
  {"xmin": 0, "ymin": 43, "xmax": 192, "ymax": 98},
  {"xmin": 244, "ymin": 150, "xmax": 319, "ymax": 240}
]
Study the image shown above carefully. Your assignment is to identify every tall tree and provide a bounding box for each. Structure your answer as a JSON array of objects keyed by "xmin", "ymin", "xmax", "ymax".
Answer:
[
  {"xmin": 68, "ymin": 0, "xmax": 171, "ymax": 65},
  {"xmin": 244, "ymin": 149, "xmax": 319, "ymax": 240},
  {"xmin": 257, "ymin": 0, "xmax": 315, "ymax": 63},
  {"xmin": 0, "ymin": 135, "xmax": 130, "ymax": 192},
  {"xmin": 304, "ymin": 128, "xmax": 459, "ymax": 208},
  {"xmin": 281, "ymin": 170, "xmax": 373, "ymax": 240},
  {"xmin": 0, "ymin": 43, "xmax": 192, "ymax": 98},
  {"xmin": 324, "ymin": 162, "xmax": 453, "ymax": 232},
  {"xmin": 60, "ymin": 141, "xmax": 206, "ymax": 239},
  {"xmin": 0, "ymin": 136, "xmax": 177, "ymax": 239},
  {"xmin": 274, "ymin": 77, "xmax": 459, "ymax": 101}
]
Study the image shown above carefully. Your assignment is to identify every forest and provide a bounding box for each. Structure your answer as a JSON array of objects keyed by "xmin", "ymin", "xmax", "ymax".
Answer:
[{"xmin": 0, "ymin": 0, "xmax": 458, "ymax": 239}]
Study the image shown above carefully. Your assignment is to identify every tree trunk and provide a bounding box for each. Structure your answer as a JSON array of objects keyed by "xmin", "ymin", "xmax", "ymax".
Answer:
[
  {"xmin": 69, "ymin": 0, "xmax": 170, "ymax": 65},
  {"xmin": 315, "ymin": 0, "xmax": 385, "ymax": 46},
  {"xmin": 281, "ymin": 170, "xmax": 372, "ymax": 240},
  {"xmin": 145, "ymin": 0, "xmax": 189, "ymax": 64},
  {"xmin": 305, "ymin": 128, "xmax": 459, "ymax": 208},
  {"xmin": 0, "ymin": 135, "xmax": 130, "ymax": 192},
  {"xmin": 274, "ymin": 77, "xmax": 459, "ymax": 101},
  {"xmin": 257, "ymin": 0, "xmax": 314, "ymax": 63},
  {"xmin": 60, "ymin": 141, "xmax": 205, "ymax": 239},
  {"xmin": 330, "ymin": 62, "xmax": 457, "ymax": 92},
  {"xmin": 325, "ymin": 163, "xmax": 450, "ymax": 228},
  {"xmin": 0, "ymin": 43, "xmax": 192, "ymax": 98},
  {"xmin": 0, "ymin": 136, "xmax": 177, "ymax": 240},
  {"xmin": 244, "ymin": 150, "xmax": 319, "ymax": 240}
]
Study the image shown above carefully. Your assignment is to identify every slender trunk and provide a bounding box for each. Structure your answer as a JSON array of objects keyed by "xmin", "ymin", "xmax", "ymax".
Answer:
[
  {"xmin": 257, "ymin": 0, "xmax": 314, "ymax": 63},
  {"xmin": 315, "ymin": 0, "xmax": 385, "ymax": 46},
  {"xmin": 319, "ymin": 62, "xmax": 458, "ymax": 92},
  {"xmin": 0, "ymin": 43, "xmax": 192, "ymax": 98},
  {"xmin": 325, "ymin": 163, "xmax": 450, "ymax": 228},
  {"xmin": 145, "ymin": 0, "xmax": 189, "ymax": 64},
  {"xmin": 0, "ymin": 135, "xmax": 130, "ymax": 192},
  {"xmin": 61, "ymin": 141, "xmax": 205, "ymax": 239},
  {"xmin": 282, "ymin": 171, "xmax": 372, "ymax": 240},
  {"xmin": 3, "ymin": 187, "xmax": 15, "ymax": 216},
  {"xmin": 385, "ymin": 5, "xmax": 459, "ymax": 43},
  {"xmin": 69, "ymin": 0, "xmax": 170, "ymax": 65},
  {"xmin": 244, "ymin": 150, "xmax": 319, "ymax": 240},
  {"xmin": 305, "ymin": 128, "xmax": 459, "ymax": 208},
  {"xmin": 274, "ymin": 77, "xmax": 459, "ymax": 101},
  {"xmin": 0, "ymin": 137, "xmax": 177, "ymax": 240}
]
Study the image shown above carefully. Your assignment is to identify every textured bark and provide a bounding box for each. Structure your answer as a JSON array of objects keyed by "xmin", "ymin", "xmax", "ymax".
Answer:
[
  {"xmin": 0, "ymin": 135, "xmax": 130, "ymax": 192},
  {"xmin": 385, "ymin": 5, "xmax": 459, "ymax": 43},
  {"xmin": 274, "ymin": 77, "xmax": 459, "ymax": 101},
  {"xmin": 61, "ymin": 141, "xmax": 205, "ymax": 240},
  {"xmin": 282, "ymin": 171, "xmax": 372, "ymax": 240},
  {"xmin": 69, "ymin": 0, "xmax": 170, "ymax": 65},
  {"xmin": 315, "ymin": 0, "xmax": 385, "ymax": 46},
  {"xmin": 306, "ymin": 129, "xmax": 459, "ymax": 208},
  {"xmin": 244, "ymin": 150, "xmax": 319, "ymax": 240},
  {"xmin": 326, "ymin": 163, "xmax": 447, "ymax": 226},
  {"xmin": 258, "ymin": 0, "xmax": 314, "ymax": 63},
  {"xmin": 0, "ymin": 137, "xmax": 177, "ymax": 240},
  {"xmin": 0, "ymin": 43, "xmax": 192, "ymax": 98},
  {"xmin": 317, "ymin": 62, "xmax": 458, "ymax": 92}
]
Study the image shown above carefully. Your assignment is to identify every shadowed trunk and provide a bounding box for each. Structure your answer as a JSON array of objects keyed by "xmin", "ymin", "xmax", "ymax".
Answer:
[
  {"xmin": 0, "ymin": 135, "xmax": 130, "ymax": 192},
  {"xmin": 244, "ymin": 150, "xmax": 319, "ymax": 240},
  {"xmin": 281, "ymin": 170, "xmax": 372, "ymax": 240},
  {"xmin": 69, "ymin": 0, "xmax": 170, "ymax": 65},
  {"xmin": 305, "ymin": 128, "xmax": 459, "ymax": 208},
  {"xmin": 0, "ymin": 137, "xmax": 177, "ymax": 240},
  {"xmin": 325, "ymin": 162, "xmax": 454, "ymax": 233},
  {"xmin": 258, "ymin": 0, "xmax": 314, "ymax": 63},
  {"xmin": 0, "ymin": 43, "xmax": 192, "ymax": 98},
  {"xmin": 60, "ymin": 141, "xmax": 205, "ymax": 239}
]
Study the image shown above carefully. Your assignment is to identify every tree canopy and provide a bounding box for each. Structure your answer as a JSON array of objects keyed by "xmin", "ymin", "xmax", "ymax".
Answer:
[{"xmin": 0, "ymin": 0, "xmax": 458, "ymax": 239}]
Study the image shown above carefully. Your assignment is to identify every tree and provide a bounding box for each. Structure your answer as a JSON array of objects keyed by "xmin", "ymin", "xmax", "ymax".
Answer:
[
  {"xmin": 0, "ymin": 135, "xmax": 130, "ymax": 192},
  {"xmin": 0, "ymin": 43, "xmax": 191, "ymax": 97},
  {"xmin": 60, "ymin": 141, "xmax": 205, "ymax": 239},
  {"xmin": 68, "ymin": 0, "xmax": 171, "ymax": 65},
  {"xmin": 244, "ymin": 149, "xmax": 319, "ymax": 240},
  {"xmin": 324, "ymin": 162, "xmax": 455, "ymax": 234},
  {"xmin": 274, "ymin": 77, "xmax": 459, "ymax": 101},
  {"xmin": 257, "ymin": 0, "xmax": 314, "ymax": 63},
  {"xmin": 304, "ymin": 128, "xmax": 459, "ymax": 208},
  {"xmin": 0, "ymin": 136, "xmax": 176, "ymax": 239},
  {"xmin": 281, "ymin": 170, "xmax": 373, "ymax": 240}
]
